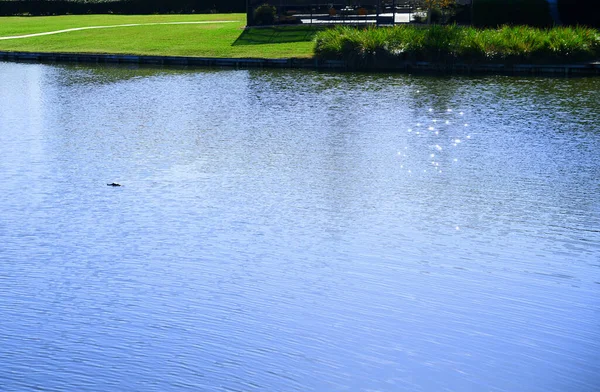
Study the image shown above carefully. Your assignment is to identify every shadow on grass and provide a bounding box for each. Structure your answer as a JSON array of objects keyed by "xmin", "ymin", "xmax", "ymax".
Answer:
[{"xmin": 232, "ymin": 25, "xmax": 321, "ymax": 46}]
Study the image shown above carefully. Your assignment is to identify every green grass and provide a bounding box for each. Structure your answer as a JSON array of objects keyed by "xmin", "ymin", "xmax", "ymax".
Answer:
[
  {"xmin": 315, "ymin": 25, "xmax": 600, "ymax": 66},
  {"xmin": 0, "ymin": 14, "xmax": 316, "ymax": 58},
  {"xmin": 0, "ymin": 14, "xmax": 235, "ymax": 36},
  {"xmin": 1, "ymin": 15, "xmax": 599, "ymax": 65}
]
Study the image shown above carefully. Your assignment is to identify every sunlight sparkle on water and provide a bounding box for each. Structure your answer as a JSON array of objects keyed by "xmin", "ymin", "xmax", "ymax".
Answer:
[{"xmin": 400, "ymin": 106, "xmax": 472, "ymax": 175}]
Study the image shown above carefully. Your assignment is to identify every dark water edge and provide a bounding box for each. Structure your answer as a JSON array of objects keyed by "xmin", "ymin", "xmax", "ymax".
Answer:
[{"xmin": 1, "ymin": 51, "xmax": 599, "ymax": 76}]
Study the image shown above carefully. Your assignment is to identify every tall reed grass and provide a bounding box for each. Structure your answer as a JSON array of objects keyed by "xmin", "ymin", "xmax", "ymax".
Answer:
[{"xmin": 314, "ymin": 25, "xmax": 600, "ymax": 67}]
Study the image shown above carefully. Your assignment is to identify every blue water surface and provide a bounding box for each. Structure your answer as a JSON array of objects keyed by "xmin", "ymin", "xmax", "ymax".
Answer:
[{"xmin": 0, "ymin": 62, "xmax": 599, "ymax": 392}]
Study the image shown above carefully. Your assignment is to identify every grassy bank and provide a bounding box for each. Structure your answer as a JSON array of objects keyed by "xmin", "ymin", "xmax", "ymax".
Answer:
[
  {"xmin": 315, "ymin": 25, "xmax": 600, "ymax": 68},
  {"xmin": 0, "ymin": 14, "xmax": 316, "ymax": 58},
  {"xmin": 1, "ymin": 15, "xmax": 599, "ymax": 68}
]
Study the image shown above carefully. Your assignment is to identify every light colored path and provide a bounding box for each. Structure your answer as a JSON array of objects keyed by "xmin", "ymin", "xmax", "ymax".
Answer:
[{"xmin": 0, "ymin": 20, "xmax": 238, "ymax": 41}]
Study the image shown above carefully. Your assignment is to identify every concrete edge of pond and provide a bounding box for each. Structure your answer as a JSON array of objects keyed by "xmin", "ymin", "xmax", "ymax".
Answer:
[{"xmin": 1, "ymin": 51, "xmax": 599, "ymax": 76}]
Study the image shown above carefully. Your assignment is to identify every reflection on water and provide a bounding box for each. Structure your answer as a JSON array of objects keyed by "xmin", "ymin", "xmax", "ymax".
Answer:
[{"xmin": 0, "ymin": 62, "xmax": 599, "ymax": 392}]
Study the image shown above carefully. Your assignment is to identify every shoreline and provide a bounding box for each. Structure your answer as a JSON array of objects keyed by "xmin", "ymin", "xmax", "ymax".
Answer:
[{"xmin": 1, "ymin": 51, "xmax": 599, "ymax": 76}]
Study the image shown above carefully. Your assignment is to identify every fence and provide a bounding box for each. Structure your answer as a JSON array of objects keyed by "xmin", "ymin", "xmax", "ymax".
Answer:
[{"xmin": 247, "ymin": 0, "xmax": 419, "ymax": 26}]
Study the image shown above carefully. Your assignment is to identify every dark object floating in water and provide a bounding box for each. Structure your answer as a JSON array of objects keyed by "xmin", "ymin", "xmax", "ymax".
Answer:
[{"xmin": 107, "ymin": 183, "xmax": 121, "ymax": 187}]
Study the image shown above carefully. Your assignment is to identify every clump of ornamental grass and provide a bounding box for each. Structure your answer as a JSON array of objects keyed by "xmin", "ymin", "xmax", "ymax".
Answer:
[
  {"xmin": 314, "ymin": 24, "xmax": 600, "ymax": 65},
  {"xmin": 545, "ymin": 26, "xmax": 600, "ymax": 60}
]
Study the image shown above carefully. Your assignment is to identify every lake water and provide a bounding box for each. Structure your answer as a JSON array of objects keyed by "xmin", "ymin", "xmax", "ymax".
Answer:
[{"xmin": 1, "ymin": 62, "xmax": 599, "ymax": 392}]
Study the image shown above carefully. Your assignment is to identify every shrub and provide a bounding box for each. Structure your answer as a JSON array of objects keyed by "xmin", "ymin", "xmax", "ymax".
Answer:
[
  {"xmin": 253, "ymin": 3, "xmax": 276, "ymax": 26},
  {"xmin": 429, "ymin": 8, "xmax": 443, "ymax": 24},
  {"xmin": 448, "ymin": 4, "xmax": 471, "ymax": 24}
]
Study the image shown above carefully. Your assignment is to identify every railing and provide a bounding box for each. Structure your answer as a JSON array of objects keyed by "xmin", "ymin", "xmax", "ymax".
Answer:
[{"xmin": 247, "ymin": 0, "xmax": 416, "ymax": 26}]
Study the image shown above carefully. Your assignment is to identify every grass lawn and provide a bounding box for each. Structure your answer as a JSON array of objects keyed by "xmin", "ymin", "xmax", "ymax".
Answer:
[
  {"xmin": 0, "ymin": 14, "xmax": 317, "ymax": 58},
  {"xmin": 2, "ymin": 15, "xmax": 597, "ymax": 65}
]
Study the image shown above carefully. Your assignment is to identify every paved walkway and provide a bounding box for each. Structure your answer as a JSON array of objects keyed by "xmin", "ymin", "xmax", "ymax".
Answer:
[{"xmin": 0, "ymin": 21, "xmax": 237, "ymax": 41}]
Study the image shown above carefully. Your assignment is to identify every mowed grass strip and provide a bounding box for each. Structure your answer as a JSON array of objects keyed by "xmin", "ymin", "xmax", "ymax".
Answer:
[
  {"xmin": 0, "ymin": 14, "xmax": 241, "ymax": 36},
  {"xmin": 0, "ymin": 14, "xmax": 316, "ymax": 58}
]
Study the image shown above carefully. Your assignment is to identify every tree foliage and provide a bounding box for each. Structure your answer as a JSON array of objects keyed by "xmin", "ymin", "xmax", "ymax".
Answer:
[
  {"xmin": 0, "ymin": 0, "xmax": 245, "ymax": 15},
  {"xmin": 412, "ymin": 0, "xmax": 456, "ymax": 24},
  {"xmin": 420, "ymin": 0, "xmax": 456, "ymax": 8}
]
